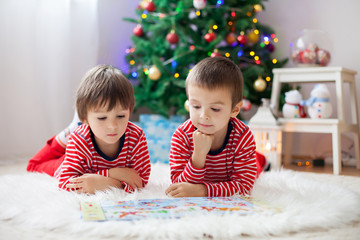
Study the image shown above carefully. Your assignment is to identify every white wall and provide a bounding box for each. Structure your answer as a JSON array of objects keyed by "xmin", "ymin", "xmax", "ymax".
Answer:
[
  {"xmin": 96, "ymin": 1, "xmax": 139, "ymax": 71},
  {"xmin": 0, "ymin": 0, "xmax": 137, "ymax": 162},
  {"xmin": 0, "ymin": 0, "xmax": 359, "ymax": 163}
]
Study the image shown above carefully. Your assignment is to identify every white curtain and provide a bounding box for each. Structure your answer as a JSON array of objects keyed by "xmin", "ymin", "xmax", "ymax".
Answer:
[{"xmin": 0, "ymin": 0, "xmax": 99, "ymax": 162}]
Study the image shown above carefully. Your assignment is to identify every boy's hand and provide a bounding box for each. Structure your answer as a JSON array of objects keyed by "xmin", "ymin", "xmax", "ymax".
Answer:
[
  {"xmin": 192, "ymin": 130, "xmax": 214, "ymax": 168},
  {"xmin": 165, "ymin": 182, "xmax": 207, "ymax": 198},
  {"xmin": 109, "ymin": 168, "xmax": 143, "ymax": 190},
  {"xmin": 66, "ymin": 174, "xmax": 122, "ymax": 194}
]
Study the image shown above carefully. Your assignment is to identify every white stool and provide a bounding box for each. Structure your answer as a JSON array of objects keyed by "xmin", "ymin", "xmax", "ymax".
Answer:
[{"xmin": 270, "ymin": 67, "xmax": 360, "ymax": 175}]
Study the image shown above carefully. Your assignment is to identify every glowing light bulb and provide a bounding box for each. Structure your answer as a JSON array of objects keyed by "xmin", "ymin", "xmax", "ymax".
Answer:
[
  {"xmin": 131, "ymin": 72, "xmax": 138, "ymax": 78},
  {"xmin": 250, "ymin": 51, "xmax": 255, "ymax": 56},
  {"xmin": 142, "ymin": 14, "xmax": 147, "ymax": 19},
  {"xmin": 274, "ymin": 38, "xmax": 279, "ymax": 43},
  {"xmin": 272, "ymin": 59, "xmax": 278, "ymax": 64},
  {"xmin": 265, "ymin": 142, "xmax": 271, "ymax": 151},
  {"xmin": 253, "ymin": 18, "xmax": 258, "ymax": 23},
  {"xmin": 254, "ymin": 56, "xmax": 259, "ymax": 60},
  {"xmin": 225, "ymin": 52, "xmax": 230, "ymax": 57},
  {"xmin": 228, "ymin": 21, "xmax": 233, "ymax": 26},
  {"xmin": 130, "ymin": 60, "xmax": 135, "ymax": 65},
  {"xmin": 213, "ymin": 25, "xmax": 218, "ymax": 30},
  {"xmin": 196, "ymin": 11, "xmax": 201, "ymax": 16},
  {"xmin": 254, "ymin": 29, "xmax": 259, "ymax": 34},
  {"xmin": 266, "ymin": 76, "xmax": 271, "ymax": 81},
  {"xmin": 174, "ymin": 73, "xmax": 179, "ymax": 78}
]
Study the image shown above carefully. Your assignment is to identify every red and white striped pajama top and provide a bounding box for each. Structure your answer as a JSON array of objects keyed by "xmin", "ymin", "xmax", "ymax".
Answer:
[
  {"xmin": 56, "ymin": 122, "xmax": 151, "ymax": 193},
  {"xmin": 169, "ymin": 117, "xmax": 257, "ymax": 197}
]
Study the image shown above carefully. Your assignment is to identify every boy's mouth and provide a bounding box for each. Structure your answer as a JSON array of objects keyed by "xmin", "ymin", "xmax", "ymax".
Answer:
[{"xmin": 199, "ymin": 123, "xmax": 212, "ymax": 128}]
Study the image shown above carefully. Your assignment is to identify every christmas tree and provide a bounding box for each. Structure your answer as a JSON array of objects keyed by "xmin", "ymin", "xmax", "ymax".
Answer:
[{"xmin": 124, "ymin": 0, "xmax": 288, "ymax": 117}]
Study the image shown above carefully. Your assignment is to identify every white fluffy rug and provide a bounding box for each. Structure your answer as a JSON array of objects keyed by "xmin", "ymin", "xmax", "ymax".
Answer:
[{"xmin": 0, "ymin": 163, "xmax": 359, "ymax": 239}]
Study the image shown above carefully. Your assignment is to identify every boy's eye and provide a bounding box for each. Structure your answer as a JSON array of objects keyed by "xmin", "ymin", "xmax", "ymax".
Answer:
[
  {"xmin": 211, "ymin": 108, "xmax": 220, "ymax": 112},
  {"xmin": 97, "ymin": 117, "xmax": 107, "ymax": 120},
  {"xmin": 117, "ymin": 115, "xmax": 125, "ymax": 118},
  {"xmin": 192, "ymin": 105, "xmax": 200, "ymax": 109}
]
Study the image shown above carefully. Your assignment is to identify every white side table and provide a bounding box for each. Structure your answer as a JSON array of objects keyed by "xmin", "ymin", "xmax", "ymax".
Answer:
[{"xmin": 270, "ymin": 67, "xmax": 360, "ymax": 175}]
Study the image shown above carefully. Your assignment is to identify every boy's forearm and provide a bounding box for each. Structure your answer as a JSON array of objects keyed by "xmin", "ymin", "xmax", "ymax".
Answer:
[
  {"xmin": 192, "ymin": 183, "xmax": 207, "ymax": 197},
  {"xmin": 191, "ymin": 150, "xmax": 206, "ymax": 169},
  {"xmin": 108, "ymin": 167, "xmax": 143, "ymax": 190},
  {"xmin": 105, "ymin": 177, "xmax": 124, "ymax": 189},
  {"xmin": 108, "ymin": 168, "xmax": 127, "ymax": 181}
]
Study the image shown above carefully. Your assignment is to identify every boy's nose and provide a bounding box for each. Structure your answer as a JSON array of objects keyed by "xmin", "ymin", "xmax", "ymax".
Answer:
[
  {"xmin": 200, "ymin": 111, "xmax": 209, "ymax": 120},
  {"xmin": 108, "ymin": 119, "xmax": 117, "ymax": 130}
]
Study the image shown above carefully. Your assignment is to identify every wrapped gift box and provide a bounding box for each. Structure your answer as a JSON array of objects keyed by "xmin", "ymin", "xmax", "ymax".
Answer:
[{"xmin": 137, "ymin": 114, "xmax": 186, "ymax": 163}]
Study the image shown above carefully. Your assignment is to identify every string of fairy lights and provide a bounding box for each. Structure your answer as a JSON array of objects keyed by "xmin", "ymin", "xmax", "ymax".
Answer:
[{"xmin": 125, "ymin": 0, "xmax": 281, "ymax": 91}]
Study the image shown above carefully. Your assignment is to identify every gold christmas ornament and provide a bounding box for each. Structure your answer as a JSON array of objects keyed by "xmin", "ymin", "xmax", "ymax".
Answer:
[
  {"xmin": 140, "ymin": 0, "xmax": 149, "ymax": 9},
  {"xmin": 248, "ymin": 31, "xmax": 259, "ymax": 44},
  {"xmin": 148, "ymin": 65, "xmax": 161, "ymax": 81},
  {"xmin": 253, "ymin": 4, "xmax": 263, "ymax": 12},
  {"xmin": 184, "ymin": 100, "xmax": 190, "ymax": 112},
  {"xmin": 254, "ymin": 76, "xmax": 266, "ymax": 92}
]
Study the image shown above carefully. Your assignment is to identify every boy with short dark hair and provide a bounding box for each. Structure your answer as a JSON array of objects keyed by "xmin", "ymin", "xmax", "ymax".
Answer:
[
  {"xmin": 166, "ymin": 57, "xmax": 262, "ymax": 197},
  {"xmin": 27, "ymin": 65, "xmax": 151, "ymax": 194}
]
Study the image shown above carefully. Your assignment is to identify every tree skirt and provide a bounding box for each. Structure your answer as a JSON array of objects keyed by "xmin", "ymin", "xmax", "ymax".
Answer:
[{"xmin": 0, "ymin": 163, "xmax": 359, "ymax": 239}]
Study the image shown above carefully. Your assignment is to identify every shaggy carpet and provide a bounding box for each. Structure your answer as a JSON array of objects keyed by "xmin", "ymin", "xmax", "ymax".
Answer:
[{"xmin": 0, "ymin": 163, "xmax": 359, "ymax": 239}]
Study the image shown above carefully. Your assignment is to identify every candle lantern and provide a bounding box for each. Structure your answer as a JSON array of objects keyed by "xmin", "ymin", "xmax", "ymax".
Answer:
[{"xmin": 248, "ymin": 99, "xmax": 282, "ymax": 169}]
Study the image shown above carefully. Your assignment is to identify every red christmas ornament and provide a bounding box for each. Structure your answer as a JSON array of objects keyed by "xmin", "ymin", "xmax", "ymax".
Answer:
[
  {"xmin": 237, "ymin": 35, "xmax": 247, "ymax": 45},
  {"xmin": 316, "ymin": 48, "xmax": 331, "ymax": 66},
  {"xmin": 166, "ymin": 31, "xmax": 179, "ymax": 44},
  {"xmin": 266, "ymin": 43, "xmax": 275, "ymax": 52},
  {"xmin": 133, "ymin": 25, "xmax": 144, "ymax": 37},
  {"xmin": 226, "ymin": 32, "xmax": 237, "ymax": 46},
  {"xmin": 211, "ymin": 50, "xmax": 222, "ymax": 57},
  {"xmin": 204, "ymin": 32, "xmax": 216, "ymax": 43},
  {"xmin": 144, "ymin": 1, "xmax": 156, "ymax": 12},
  {"xmin": 300, "ymin": 49, "xmax": 317, "ymax": 64},
  {"xmin": 291, "ymin": 49, "xmax": 302, "ymax": 64},
  {"xmin": 241, "ymin": 98, "xmax": 252, "ymax": 111}
]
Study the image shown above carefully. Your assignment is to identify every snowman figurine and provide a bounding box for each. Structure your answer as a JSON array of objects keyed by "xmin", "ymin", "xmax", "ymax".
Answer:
[
  {"xmin": 301, "ymin": 84, "xmax": 332, "ymax": 119},
  {"xmin": 282, "ymin": 90, "xmax": 307, "ymax": 118}
]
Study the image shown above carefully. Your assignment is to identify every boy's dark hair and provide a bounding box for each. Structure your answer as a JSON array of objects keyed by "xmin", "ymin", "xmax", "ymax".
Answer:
[
  {"xmin": 76, "ymin": 65, "xmax": 134, "ymax": 122},
  {"xmin": 185, "ymin": 57, "xmax": 243, "ymax": 108}
]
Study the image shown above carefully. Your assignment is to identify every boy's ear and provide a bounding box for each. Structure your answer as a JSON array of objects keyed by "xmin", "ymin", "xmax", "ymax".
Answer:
[{"xmin": 231, "ymin": 100, "xmax": 243, "ymax": 117}]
